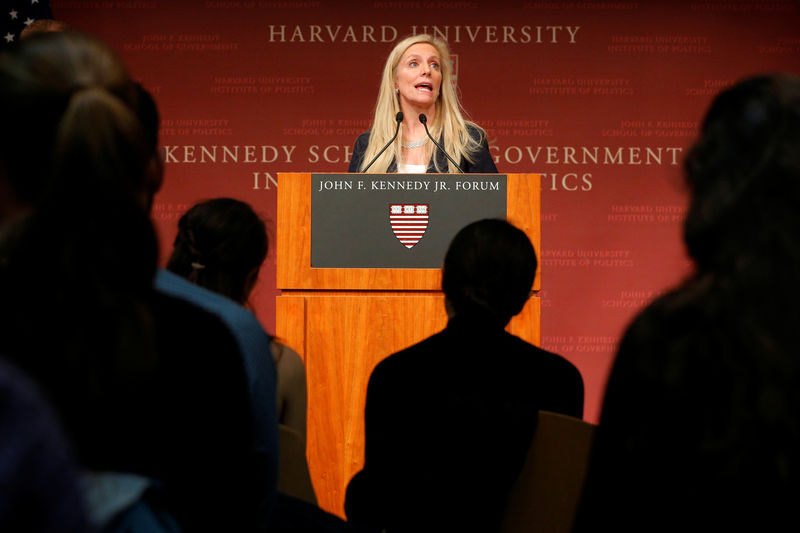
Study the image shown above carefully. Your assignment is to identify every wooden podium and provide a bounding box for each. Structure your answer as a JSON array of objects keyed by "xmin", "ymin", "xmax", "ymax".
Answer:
[{"xmin": 276, "ymin": 172, "xmax": 541, "ymax": 517}]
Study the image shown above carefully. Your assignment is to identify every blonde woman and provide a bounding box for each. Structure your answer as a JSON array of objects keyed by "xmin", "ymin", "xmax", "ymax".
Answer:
[{"xmin": 348, "ymin": 34, "xmax": 497, "ymax": 174}]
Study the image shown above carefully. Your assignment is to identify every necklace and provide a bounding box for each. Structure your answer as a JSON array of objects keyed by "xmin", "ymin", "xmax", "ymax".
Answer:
[{"xmin": 402, "ymin": 138, "xmax": 427, "ymax": 149}]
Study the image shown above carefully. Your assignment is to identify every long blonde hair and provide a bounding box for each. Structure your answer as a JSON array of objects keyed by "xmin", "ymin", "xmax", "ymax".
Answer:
[{"xmin": 359, "ymin": 34, "xmax": 485, "ymax": 173}]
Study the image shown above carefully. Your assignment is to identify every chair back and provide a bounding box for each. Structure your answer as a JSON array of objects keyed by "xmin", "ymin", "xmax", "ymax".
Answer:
[{"xmin": 499, "ymin": 410, "xmax": 596, "ymax": 533}]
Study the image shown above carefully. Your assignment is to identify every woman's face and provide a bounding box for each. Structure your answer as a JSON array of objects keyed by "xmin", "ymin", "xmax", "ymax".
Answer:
[{"xmin": 394, "ymin": 42, "xmax": 442, "ymax": 111}]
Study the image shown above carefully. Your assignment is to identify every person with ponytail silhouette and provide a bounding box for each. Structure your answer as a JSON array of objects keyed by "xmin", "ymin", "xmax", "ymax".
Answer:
[
  {"xmin": 166, "ymin": 197, "xmax": 308, "ymax": 443},
  {"xmin": 0, "ymin": 31, "xmax": 270, "ymax": 532}
]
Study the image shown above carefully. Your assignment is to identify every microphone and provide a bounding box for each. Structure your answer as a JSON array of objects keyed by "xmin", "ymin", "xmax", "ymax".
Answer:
[
  {"xmin": 362, "ymin": 112, "xmax": 403, "ymax": 172},
  {"xmin": 419, "ymin": 113, "xmax": 464, "ymax": 173}
]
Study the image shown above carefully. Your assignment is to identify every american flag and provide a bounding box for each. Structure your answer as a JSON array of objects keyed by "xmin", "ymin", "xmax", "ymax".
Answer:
[{"xmin": 2, "ymin": 0, "xmax": 53, "ymax": 48}]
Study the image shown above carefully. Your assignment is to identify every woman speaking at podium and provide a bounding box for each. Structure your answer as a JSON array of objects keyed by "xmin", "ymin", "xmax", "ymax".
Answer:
[{"xmin": 348, "ymin": 34, "xmax": 497, "ymax": 174}]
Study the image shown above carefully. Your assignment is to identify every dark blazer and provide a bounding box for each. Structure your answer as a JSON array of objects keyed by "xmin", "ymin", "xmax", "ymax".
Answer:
[
  {"xmin": 347, "ymin": 124, "xmax": 498, "ymax": 173},
  {"xmin": 344, "ymin": 315, "xmax": 584, "ymax": 533}
]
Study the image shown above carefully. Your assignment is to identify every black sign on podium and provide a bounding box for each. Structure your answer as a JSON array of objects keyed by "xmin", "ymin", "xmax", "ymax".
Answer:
[{"xmin": 311, "ymin": 173, "xmax": 507, "ymax": 268}]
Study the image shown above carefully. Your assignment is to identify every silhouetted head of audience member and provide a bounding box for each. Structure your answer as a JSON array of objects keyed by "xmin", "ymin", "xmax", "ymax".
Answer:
[
  {"xmin": 0, "ymin": 30, "xmax": 159, "ymax": 442},
  {"xmin": 442, "ymin": 218, "xmax": 536, "ymax": 326},
  {"xmin": 0, "ymin": 28, "xmax": 156, "ymax": 283},
  {"xmin": 683, "ymin": 73, "xmax": 800, "ymax": 277},
  {"xmin": 167, "ymin": 198, "xmax": 268, "ymax": 305},
  {"xmin": 0, "ymin": 30, "xmax": 150, "ymax": 223}
]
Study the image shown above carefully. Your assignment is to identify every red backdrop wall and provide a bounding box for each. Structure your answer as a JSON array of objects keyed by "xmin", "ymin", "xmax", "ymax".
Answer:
[{"xmin": 54, "ymin": 0, "xmax": 800, "ymax": 423}]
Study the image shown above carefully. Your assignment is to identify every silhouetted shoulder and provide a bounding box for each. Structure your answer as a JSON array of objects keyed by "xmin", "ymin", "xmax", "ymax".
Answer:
[
  {"xmin": 502, "ymin": 332, "xmax": 584, "ymax": 418},
  {"xmin": 370, "ymin": 323, "xmax": 583, "ymax": 419}
]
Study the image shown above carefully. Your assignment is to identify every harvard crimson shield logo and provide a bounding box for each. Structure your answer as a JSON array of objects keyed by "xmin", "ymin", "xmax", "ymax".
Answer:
[{"xmin": 390, "ymin": 204, "xmax": 429, "ymax": 249}]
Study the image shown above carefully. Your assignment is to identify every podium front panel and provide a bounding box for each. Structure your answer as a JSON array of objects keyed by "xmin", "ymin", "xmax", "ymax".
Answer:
[
  {"xmin": 277, "ymin": 173, "xmax": 541, "ymax": 291},
  {"xmin": 311, "ymin": 173, "xmax": 507, "ymax": 268},
  {"xmin": 276, "ymin": 172, "xmax": 541, "ymax": 517}
]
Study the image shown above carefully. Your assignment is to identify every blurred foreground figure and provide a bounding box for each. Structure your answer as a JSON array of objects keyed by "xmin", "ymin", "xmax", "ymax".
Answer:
[
  {"xmin": 0, "ymin": 359, "xmax": 89, "ymax": 533},
  {"xmin": 575, "ymin": 74, "xmax": 800, "ymax": 532},
  {"xmin": 0, "ymin": 31, "xmax": 268, "ymax": 532}
]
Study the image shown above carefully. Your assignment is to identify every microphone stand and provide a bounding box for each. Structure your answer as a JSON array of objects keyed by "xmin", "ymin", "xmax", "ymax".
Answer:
[
  {"xmin": 419, "ymin": 113, "xmax": 464, "ymax": 173},
  {"xmin": 362, "ymin": 112, "xmax": 404, "ymax": 172}
]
